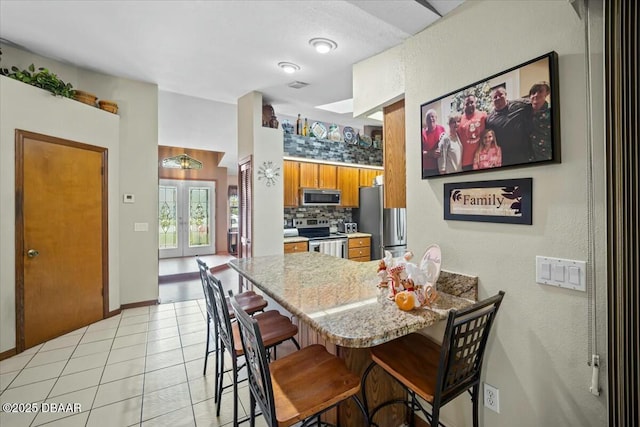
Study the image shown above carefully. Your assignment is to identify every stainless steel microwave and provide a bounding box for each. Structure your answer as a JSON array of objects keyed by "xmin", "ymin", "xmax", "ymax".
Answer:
[{"xmin": 300, "ymin": 188, "xmax": 341, "ymax": 206}]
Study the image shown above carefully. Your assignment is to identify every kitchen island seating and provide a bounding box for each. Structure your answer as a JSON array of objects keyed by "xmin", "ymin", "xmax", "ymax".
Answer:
[
  {"xmin": 229, "ymin": 295, "xmax": 369, "ymax": 427},
  {"xmin": 362, "ymin": 291, "xmax": 505, "ymax": 427},
  {"xmin": 206, "ymin": 272, "xmax": 300, "ymax": 426},
  {"xmin": 196, "ymin": 257, "xmax": 267, "ymax": 377}
]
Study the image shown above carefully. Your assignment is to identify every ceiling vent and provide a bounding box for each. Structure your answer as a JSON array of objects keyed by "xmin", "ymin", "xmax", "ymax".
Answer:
[{"xmin": 287, "ymin": 81, "xmax": 309, "ymax": 89}]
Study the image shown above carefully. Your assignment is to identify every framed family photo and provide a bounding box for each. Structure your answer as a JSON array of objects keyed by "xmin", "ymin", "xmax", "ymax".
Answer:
[{"xmin": 421, "ymin": 52, "xmax": 560, "ymax": 179}]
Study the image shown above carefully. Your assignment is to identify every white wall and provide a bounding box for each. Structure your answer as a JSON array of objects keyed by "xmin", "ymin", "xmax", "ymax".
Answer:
[
  {"xmin": 354, "ymin": 1, "xmax": 607, "ymax": 426},
  {"xmin": 353, "ymin": 43, "xmax": 405, "ymax": 118},
  {"xmin": 158, "ymin": 90, "xmax": 238, "ymax": 172},
  {"xmin": 0, "ymin": 76, "xmax": 120, "ymax": 351},
  {"xmin": 0, "ymin": 44, "xmax": 159, "ymax": 352},
  {"xmin": 237, "ymin": 91, "xmax": 284, "ymax": 257}
]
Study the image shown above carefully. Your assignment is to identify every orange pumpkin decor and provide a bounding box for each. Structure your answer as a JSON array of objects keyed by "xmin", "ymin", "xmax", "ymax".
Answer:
[{"xmin": 395, "ymin": 291, "xmax": 416, "ymax": 311}]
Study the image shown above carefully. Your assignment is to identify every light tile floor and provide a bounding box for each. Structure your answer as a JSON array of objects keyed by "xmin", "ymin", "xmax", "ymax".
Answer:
[{"xmin": 0, "ymin": 291, "xmax": 272, "ymax": 426}]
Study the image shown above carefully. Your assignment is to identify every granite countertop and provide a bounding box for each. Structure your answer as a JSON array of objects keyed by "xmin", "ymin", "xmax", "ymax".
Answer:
[
  {"xmin": 345, "ymin": 232, "xmax": 371, "ymax": 238},
  {"xmin": 284, "ymin": 236, "xmax": 308, "ymax": 243},
  {"xmin": 228, "ymin": 252, "xmax": 478, "ymax": 348}
]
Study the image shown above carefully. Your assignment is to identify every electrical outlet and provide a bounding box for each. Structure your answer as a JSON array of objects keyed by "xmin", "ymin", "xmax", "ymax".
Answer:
[{"xmin": 483, "ymin": 383, "xmax": 500, "ymax": 413}]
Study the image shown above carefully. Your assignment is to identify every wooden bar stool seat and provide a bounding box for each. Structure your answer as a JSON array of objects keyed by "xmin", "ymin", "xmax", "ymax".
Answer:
[
  {"xmin": 197, "ymin": 257, "xmax": 267, "ymax": 377},
  {"xmin": 362, "ymin": 291, "xmax": 505, "ymax": 427},
  {"xmin": 206, "ymin": 272, "xmax": 300, "ymax": 426},
  {"xmin": 230, "ymin": 296, "xmax": 370, "ymax": 427},
  {"xmin": 226, "ymin": 292, "xmax": 267, "ymax": 319}
]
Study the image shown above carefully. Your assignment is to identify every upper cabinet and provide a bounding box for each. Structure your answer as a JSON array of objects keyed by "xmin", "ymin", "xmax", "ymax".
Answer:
[
  {"xmin": 284, "ymin": 158, "xmax": 382, "ymax": 208},
  {"xmin": 299, "ymin": 162, "xmax": 337, "ymax": 189},
  {"xmin": 383, "ymin": 99, "xmax": 406, "ymax": 208},
  {"xmin": 337, "ymin": 166, "xmax": 359, "ymax": 207},
  {"xmin": 318, "ymin": 164, "xmax": 337, "ymax": 189},
  {"xmin": 284, "ymin": 160, "xmax": 300, "ymax": 207},
  {"xmin": 359, "ymin": 169, "xmax": 379, "ymax": 188}
]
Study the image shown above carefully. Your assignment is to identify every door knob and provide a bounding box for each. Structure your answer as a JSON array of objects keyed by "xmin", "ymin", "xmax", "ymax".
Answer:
[{"xmin": 27, "ymin": 249, "xmax": 39, "ymax": 258}]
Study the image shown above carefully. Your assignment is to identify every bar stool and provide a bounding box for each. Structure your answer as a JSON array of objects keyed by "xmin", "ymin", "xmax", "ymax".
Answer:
[
  {"xmin": 206, "ymin": 272, "xmax": 300, "ymax": 426},
  {"xmin": 196, "ymin": 257, "xmax": 267, "ymax": 380},
  {"xmin": 230, "ymin": 295, "xmax": 369, "ymax": 427},
  {"xmin": 362, "ymin": 291, "xmax": 505, "ymax": 427}
]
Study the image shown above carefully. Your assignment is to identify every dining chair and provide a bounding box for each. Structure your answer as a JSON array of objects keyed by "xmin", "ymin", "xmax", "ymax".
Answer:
[
  {"xmin": 196, "ymin": 257, "xmax": 267, "ymax": 378},
  {"xmin": 206, "ymin": 271, "xmax": 300, "ymax": 426},
  {"xmin": 361, "ymin": 291, "xmax": 505, "ymax": 427},
  {"xmin": 230, "ymin": 294, "xmax": 369, "ymax": 427}
]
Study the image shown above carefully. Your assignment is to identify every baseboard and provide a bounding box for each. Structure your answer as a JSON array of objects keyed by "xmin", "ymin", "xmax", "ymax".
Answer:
[
  {"xmin": 0, "ymin": 347, "xmax": 17, "ymax": 361},
  {"xmin": 120, "ymin": 299, "xmax": 158, "ymax": 310}
]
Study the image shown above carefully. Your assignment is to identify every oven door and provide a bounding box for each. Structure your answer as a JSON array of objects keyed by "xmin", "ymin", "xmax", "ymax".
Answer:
[
  {"xmin": 309, "ymin": 241, "xmax": 322, "ymax": 254},
  {"xmin": 308, "ymin": 239, "xmax": 347, "ymax": 258}
]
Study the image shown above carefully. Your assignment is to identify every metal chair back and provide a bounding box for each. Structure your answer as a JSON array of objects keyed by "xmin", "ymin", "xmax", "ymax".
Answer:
[{"xmin": 229, "ymin": 295, "xmax": 278, "ymax": 427}]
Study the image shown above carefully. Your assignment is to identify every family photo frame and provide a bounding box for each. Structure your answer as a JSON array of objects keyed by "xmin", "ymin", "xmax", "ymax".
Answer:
[{"xmin": 420, "ymin": 52, "xmax": 560, "ymax": 179}]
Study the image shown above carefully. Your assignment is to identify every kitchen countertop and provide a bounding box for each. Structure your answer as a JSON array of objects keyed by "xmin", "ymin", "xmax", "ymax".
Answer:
[
  {"xmin": 228, "ymin": 252, "xmax": 478, "ymax": 348},
  {"xmin": 284, "ymin": 232, "xmax": 371, "ymax": 244},
  {"xmin": 344, "ymin": 232, "xmax": 371, "ymax": 238}
]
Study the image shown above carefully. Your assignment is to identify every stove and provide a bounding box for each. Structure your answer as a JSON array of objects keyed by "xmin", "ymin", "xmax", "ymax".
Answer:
[{"xmin": 293, "ymin": 218, "xmax": 348, "ymax": 257}]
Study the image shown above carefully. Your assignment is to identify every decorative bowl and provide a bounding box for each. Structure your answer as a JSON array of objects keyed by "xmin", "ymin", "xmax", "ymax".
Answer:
[
  {"xmin": 73, "ymin": 90, "xmax": 97, "ymax": 107},
  {"xmin": 98, "ymin": 100, "xmax": 118, "ymax": 114}
]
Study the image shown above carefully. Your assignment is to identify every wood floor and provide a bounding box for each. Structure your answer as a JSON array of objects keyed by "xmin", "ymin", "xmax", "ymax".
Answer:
[{"xmin": 159, "ymin": 254, "xmax": 236, "ymax": 304}]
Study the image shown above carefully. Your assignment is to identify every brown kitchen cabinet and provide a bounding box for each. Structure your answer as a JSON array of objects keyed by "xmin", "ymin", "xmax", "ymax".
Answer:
[
  {"xmin": 299, "ymin": 162, "xmax": 337, "ymax": 189},
  {"xmin": 348, "ymin": 236, "xmax": 371, "ymax": 261},
  {"xmin": 283, "ymin": 160, "xmax": 300, "ymax": 207},
  {"xmin": 337, "ymin": 166, "xmax": 359, "ymax": 207},
  {"xmin": 284, "ymin": 241, "xmax": 308, "ymax": 253},
  {"xmin": 299, "ymin": 162, "xmax": 318, "ymax": 188},
  {"xmin": 359, "ymin": 168, "xmax": 380, "ymax": 188},
  {"xmin": 383, "ymin": 99, "xmax": 406, "ymax": 208}
]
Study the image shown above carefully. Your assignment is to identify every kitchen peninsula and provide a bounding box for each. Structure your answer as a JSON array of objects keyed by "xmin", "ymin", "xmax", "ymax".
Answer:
[{"xmin": 228, "ymin": 252, "xmax": 478, "ymax": 426}]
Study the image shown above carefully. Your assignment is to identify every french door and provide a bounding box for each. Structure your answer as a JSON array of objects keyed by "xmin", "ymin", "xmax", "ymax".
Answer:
[{"xmin": 159, "ymin": 179, "xmax": 216, "ymax": 258}]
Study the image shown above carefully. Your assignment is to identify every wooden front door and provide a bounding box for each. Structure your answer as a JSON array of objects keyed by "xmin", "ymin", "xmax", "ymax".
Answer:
[{"xmin": 15, "ymin": 130, "xmax": 107, "ymax": 351}]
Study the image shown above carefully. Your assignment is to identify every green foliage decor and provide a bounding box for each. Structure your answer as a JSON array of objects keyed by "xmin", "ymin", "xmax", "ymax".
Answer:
[{"xmin": 1, "ymin": 63, "xmax": 75, "ymax": 98}]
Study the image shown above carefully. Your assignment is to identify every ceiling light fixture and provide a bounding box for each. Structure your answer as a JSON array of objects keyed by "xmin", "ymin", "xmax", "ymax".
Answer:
[
  {"xmin": 278, "ymin": 62, "xmax": 300, "ymax": 74},
  {"xmin": 162, "ymin": 154, "xmax": 203, "ymax": 170},
  {"xmin": 309, "ymin": 38, "xmax": 337, "ymax": 54}
]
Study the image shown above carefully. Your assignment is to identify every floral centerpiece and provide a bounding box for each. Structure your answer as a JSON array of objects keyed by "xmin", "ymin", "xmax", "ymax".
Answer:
[{"xmin": 377, "ymin": 245, "xmax": 442, "ymax": 311}]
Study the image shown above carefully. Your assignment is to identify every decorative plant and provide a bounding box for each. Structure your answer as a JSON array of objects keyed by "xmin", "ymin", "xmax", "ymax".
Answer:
[{"xmin": 1, "ymin": 49, "xmax": 75, "ymax": 98}]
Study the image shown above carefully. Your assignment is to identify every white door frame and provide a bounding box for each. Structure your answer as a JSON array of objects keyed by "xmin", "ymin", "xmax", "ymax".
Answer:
[{"xmin": 159, "ymin": 179, "xmax": 216, "ymax": 258}]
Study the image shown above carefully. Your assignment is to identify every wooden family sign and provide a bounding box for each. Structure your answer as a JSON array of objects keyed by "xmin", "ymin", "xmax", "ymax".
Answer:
[{"xmin": 444, "ymin": 178, "xmax": 532, "ymax": 224}]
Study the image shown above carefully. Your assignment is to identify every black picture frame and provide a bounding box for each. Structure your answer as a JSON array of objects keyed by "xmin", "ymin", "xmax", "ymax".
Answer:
[
  {"xmin": 420, "ymin": 52, "xmax": 560, "ymax": 179},
  {"xmin": 444, "ymin": 178, "xmax": 532, "ymax": 225}
]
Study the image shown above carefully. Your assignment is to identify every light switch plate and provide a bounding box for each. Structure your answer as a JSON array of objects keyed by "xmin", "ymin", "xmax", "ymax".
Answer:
[
  {"xmin": 536, "ymin": 256, "xmax": 586, "ymax": 292},
  {"xmin": 123, "ymin": 194, "xmax": 135, "ymax": 203},
  {"xmin": 134, "ymin": 222, "xmax": 148, "ymax": 232}
]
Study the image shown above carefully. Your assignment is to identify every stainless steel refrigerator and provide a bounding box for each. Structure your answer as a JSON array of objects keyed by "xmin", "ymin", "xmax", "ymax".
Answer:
[{"xmin": 353, "ymin": 186, "xmax": 407, "ymax": 260}]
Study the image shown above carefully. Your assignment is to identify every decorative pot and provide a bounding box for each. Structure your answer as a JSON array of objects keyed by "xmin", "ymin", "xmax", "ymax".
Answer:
[
  {"xmin": 98, "ymin": 100, "xmax": 118, "ymax": 114},
  {"xmin": 73, "ymin": 90, "xmax": 98, "ymax": 106}
]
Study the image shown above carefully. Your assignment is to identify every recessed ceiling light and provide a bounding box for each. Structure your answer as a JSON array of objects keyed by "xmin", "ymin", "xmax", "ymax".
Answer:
[
  {"xmin": 278, "ymin": 62, "xmax": 300, "ymax": 74},
  {"xmin": 309, "ymin": 38, "xmax": 337, "ymax": 54}
]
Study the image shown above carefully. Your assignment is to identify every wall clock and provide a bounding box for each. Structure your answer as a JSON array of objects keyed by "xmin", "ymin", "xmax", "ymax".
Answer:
[{"xmin": 257, "ymin": 161, "xmax": 280, "ymax": 187}]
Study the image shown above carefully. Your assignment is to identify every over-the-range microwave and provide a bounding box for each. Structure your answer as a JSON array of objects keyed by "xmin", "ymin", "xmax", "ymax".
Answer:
[{"xmin": 299, "ymin": 188, "xmax": 341, "ymax": 206}]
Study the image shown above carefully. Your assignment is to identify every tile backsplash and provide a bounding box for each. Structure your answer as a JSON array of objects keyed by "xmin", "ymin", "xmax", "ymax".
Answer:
[
  {"xmin": 284, "ymin": 134, "xmax": 383, "ymax": 166},
  {"xmin": 284, "ymin": 207, "xmax": 353, "ymax": 227}
]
